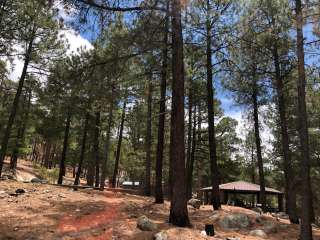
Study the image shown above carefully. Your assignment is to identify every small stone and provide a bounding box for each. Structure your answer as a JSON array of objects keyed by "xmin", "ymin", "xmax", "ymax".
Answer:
[
  {"xmin": 200, "ymin": 230, "xmax": 207, "ymax": 236},
  {"xmin": 137, "ymin": 215, "xmax": 157, "ymax": 231},
  {"xmin": 154, "ymin": 230, "xmax": 168, "ymax": 240},
  {"xmin": 249, "ymin": 229, "xmax": 267, "ymax": 238},
  {"xmin": 226, "ymin": 237, "xmax": 240, "ymax": 240},
  {"xmin": 15, "ymin": 189, "xmax": 25, "ymax": 194},
  {"xmin": 31, "ymin": 178, "xmax": 43, "ymax": 183},
  {"xmin": 188, "ymin": 198, "xmax": 201, "ymax": 209}
]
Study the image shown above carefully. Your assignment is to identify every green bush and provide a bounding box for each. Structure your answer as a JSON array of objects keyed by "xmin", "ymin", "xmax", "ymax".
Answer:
[{"xmin": 37, "ymin": 167, "xmax": 59, "ymax": 183}]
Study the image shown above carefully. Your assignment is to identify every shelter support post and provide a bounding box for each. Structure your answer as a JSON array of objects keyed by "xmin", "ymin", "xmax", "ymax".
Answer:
[
  {"xmin": 278, "ymin": 194, "xmax": 283, "ymax": 212},
  {"xmin": 224, "ymin": 192, "xmax": 228, "ymax": 204},
  {"xmin": 205, "ymin": 191, "xmax": 209, "ymax": 205}
]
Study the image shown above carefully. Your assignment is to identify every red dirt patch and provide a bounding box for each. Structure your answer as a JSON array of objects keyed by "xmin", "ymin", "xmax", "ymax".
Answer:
[{"xmin": 58, "ymin": 192, "xmax": 122, "ymax": 240}]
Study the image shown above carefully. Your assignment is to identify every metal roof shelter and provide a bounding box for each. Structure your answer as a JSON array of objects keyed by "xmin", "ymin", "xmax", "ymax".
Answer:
[{"xmin": 199, "ymin": 181, "xmax": 284, "ymax": 212}]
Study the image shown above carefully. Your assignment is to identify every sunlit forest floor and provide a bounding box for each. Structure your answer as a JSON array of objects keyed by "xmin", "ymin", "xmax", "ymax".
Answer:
[{"xmin": 0, "ymin": 161, "xmax": 320, "ymax": 240}]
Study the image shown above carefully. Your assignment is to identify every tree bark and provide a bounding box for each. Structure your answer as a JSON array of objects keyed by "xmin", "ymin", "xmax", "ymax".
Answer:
[
  {"xmin": 187, "ymin": 104, "xmax": 197, "ymax": 199},
  {"xmin": 186, "ymin": 86, "xmax": 193, "ymax": 197},
  {"xmin": 206, "ymin": 0, "xmax": 221, "ymax": 210},
  {"xmin": 112, "ymin": 101, "xmax": 126, "ymax": 188},
  {"xmin": 144, "ymin": 77, "xmax": 152, "ymax": 196},
  {"xmin": 10, "ymin": 88, "xmax": 31, "ymax": 169},
  {"xmin": 100, "ymin": 101, "xmax": 114, "ymax": 190},
  {"xmin": 94, "ymin": 111, "xmax": 101, "ymax": 188},
  {"xmin": 58, "ymin": 111, "xmax": 71, "ymax": 184},
  {"xmin": 154, "ymin": 1, "xmax": 168, "ymax": 204},
  {"xmin": 295, "ymin": 0, "xmax": 313, "ymax": 238},
  {"xmin": 74, "ymin": 112, "xmax": 90, "ymax": 186},
  {"xmin": 272, "ymin": 42, "xmax": 298, "ymax": 223},
  {"xmin": 169, "ymin": 0, "xmax": 190, "ymax": 227},
  {"xmin": 252, "ymin": 77, "xmax": 266, "ymax": 212},
  {"xmin": 0, "ymin": 35, "xmax": 34, "ymax": 176}
]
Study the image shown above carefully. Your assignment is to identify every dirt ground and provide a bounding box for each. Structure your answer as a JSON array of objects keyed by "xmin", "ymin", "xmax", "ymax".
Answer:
[
  {"xmin": 1, "ymin": 179, "xmax": 320, "ymax": 240},
  {"xmin": 1, "ymin": 160, "xmax": 320, "ymax": 240}
]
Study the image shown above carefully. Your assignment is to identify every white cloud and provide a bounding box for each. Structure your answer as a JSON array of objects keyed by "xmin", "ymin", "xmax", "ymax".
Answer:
[
  {"xmin": 60, "ymin": 29, "xmax": 93, "ymax": 55},
  {"xmin": 8, "ymin": 54, "xmax": 23, "ymax": 82},
  {"xmin": 7, "ymin": 29, "xmax": 93, "ymax": 82},
  {"xmin": 223, "ymin": 105, "xmax": 274, "ymax": 155}
]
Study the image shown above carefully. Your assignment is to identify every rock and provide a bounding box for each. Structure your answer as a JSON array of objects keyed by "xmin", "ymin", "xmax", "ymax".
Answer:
[
  {"xmin": 278, "ymin": 224, "xmax": 290, "ymax": 230},
  {"xmin": 137, "ymin": 215, "xmax": 157, "ymax": 231},
  {"xmin": 262, "ymin": 221, "xmax": 277, "ymax": 233},
  {"xmin": 0, "ymin": 176, "xmax": 9, "ymax": 181},
  {"xmin": 255, "ymin": 215, "xmax": 266, "ymax": 224},
  {"xmin": 188, "ymin": 198, "xmax": 201, "ymax": 209},
  {"xmin": 31, "ymin": 178, "xmax": 42, "ymax": 183},
  {"xmin": 15, "ymin": 189, "xmax": 25, "ymax": 194},
  {"xmin": 252, "ymin": 207, "xmax": 263, "ymax": 215},
  {"xmin": 277, "ymin": 212, "xmax": 289, "ymax": 219},
  {"xmin": 226, "ymin": 237, "xmax": 240, "ymax": 240},
  {"xmin": 249, "ymin": 229, "xmax": 267, "ymax": 238},
  {"xmin": 209, "ymin": 211, "xmax": 221, "ymax": 221},
  {"xmin": 219, "ymin": 213, "xmax": 250, "ymax": 230},
  {"xmin": 0, "ymin": 190, "xmax": 6, "ymax": 198},
  {"xmin": 200, "ymin": 230, "xmax": 207, "ymax": 236},
  {"xmin": 2, "ymin": 174, "xmax": 15, "ymax": 180},
  {"xmin": 154, "ymin": 230, "xmax": 168, "ymax": 240}
]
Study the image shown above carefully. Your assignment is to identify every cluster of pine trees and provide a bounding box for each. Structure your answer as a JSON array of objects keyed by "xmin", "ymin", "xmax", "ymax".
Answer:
[{"xmin": 0, "ymin": 0, "xmax": 320, "ymax": 239}]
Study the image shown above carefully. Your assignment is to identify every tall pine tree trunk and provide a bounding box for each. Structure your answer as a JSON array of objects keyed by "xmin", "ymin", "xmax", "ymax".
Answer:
[
  {"xmin": 74, "ymin": 113, "xmax": 90, "ymax": 186},
  {"xmin": 0, "ymin": 36, "xmax": 34, "ymax": 176},
  {"xmin": 252, "ymin": 78, "xmax": 266, "ymax": 212},
  {"xmin": 272, "ymin": 43, "xmax": 298, "ymax": 223},
  {"xmin": 144, "ymin": 77, "xmax": 152, "ymax": 196},
  {"xmin": 112, "ymin": 101, "xmax": 126, "ymax": 188},
  {"xmin": 206, "ymin": 0, "xmax": 221, "ymax": 210},
  {"xmin": 186, "ymin": 86, "xmax": 193, "ymax": 198},
  {"xmin": 86, "ymin": 142, "xmax": 95, "ymax": 186},
  {"xmin": 295, "ymin": 0, "xmax": 313, "ymax": 238},
  {"xmin": 10, "ymin": 88, "xmax": 31, "ymax": 169},
  {"xmin": 94, "ymin": 111, "xmax": 101, "ymax": 188},
  {"xmin": 100, "ymin": 101, "xmax": 114, "ymax": 190},
  {"xmin": 169, "ymin": 0, "xmax": 190, "ymax": 227},
  {"xmin": 58, "ymin": 111, "xmax": 71, "ymax": 184},
  {"xmin": 187, "ymin": 104, "xmax": 197, "ymax": 199},
  {"xmin": 154, "ymin": 2, "xmax": 168, "ymax": 203}
]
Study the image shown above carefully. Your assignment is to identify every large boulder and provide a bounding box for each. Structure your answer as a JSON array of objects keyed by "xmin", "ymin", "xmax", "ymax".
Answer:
[
  {"xmin": 252, "ymin": 207, "xmax": 263, "ymax": 215},
  {"xmin": 262, "ymin": 221, "xmax": 277, "ymax": 233},
  {"xmin": 137, "ymin": 215, "xmax": 157, "ymax": 231},
  {"xmin": 219, "ymin": 213, "xmax": 250, "ymax": 230},
  {"xmin": 188, "ymin": 198, "xmax": 201, "ymax": 209},
  {"xmin": 209, "ymin": 211, "xmax": 221, "ymax": 221},
  {"xmin": 249, "ymin": 229, "xmax": 267, "ymax": 238}
]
